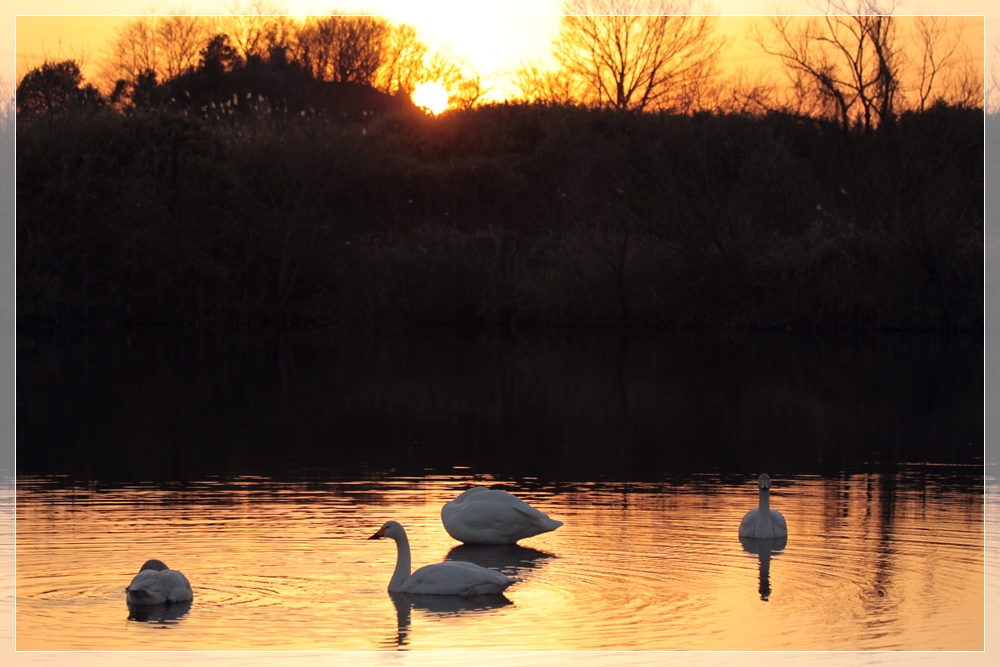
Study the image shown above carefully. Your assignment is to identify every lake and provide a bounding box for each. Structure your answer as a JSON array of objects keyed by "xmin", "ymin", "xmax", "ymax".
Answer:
[{"xmin": 13, "ymin": 329, "xmax": 985, "ymax": 651}]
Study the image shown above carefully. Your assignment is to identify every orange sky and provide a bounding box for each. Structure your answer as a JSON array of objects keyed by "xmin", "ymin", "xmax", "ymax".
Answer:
[{"xmin": 6, "ymin": 1, "xmax": 994, "ymax": 102}]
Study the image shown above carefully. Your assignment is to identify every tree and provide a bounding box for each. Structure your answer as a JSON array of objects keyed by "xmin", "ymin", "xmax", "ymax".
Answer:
[
  {"xmin": 373, "ymin": 23, "xmax": 428, "ymax": 96},
  {"xmin": 553, "ymin": 0, "xmax": 726, "ymax": 112},
  {"xmin": 912, "ymin": 15, "xmax": 981, "ymax": 111},
  {"xmin": 16, "ymin": 60, "xmax": 103, "ymax": 119},
  {"xmin": 750, "ymin": 0, "xmax": 903, "ymax": 131},
  {"xmin": 199, "ymin": 34, "xmax": 245, "ymax": 75},
  {"xmin": 511, "ymin": 59, "xmax": 582, "ymax": 105},
  {"xmin": 222, "ymin": 0, "xmax": 289, "ymax": 63},
  {"xmin": 101, "ymin": 13, "xmax": 214, "ymax": 104},
  {"xmin": 157, "ymin": 14, "xmax": 215, "ymax": 80},
  {"xmin": 102, "ymin": 16, "xmax": 160, "ymax": 91},
  {"xmin": 292, "ymin": 13, "xmax": 390, "ymax": 86}
]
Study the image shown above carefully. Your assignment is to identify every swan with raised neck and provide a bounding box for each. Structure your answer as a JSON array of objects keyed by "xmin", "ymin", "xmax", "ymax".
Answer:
[{"xmin": 738, "ymin": 474, "xmax": 788, "ymax": 539}]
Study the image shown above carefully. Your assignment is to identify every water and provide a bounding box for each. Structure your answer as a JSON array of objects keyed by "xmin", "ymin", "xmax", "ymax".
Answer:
[
  {"xmin": 15, "ymin": 473, "xmax": 984, "ymax": 651},
  {"xmin": 13, "ymin": 330, "xmax": 985, "ymax": 651}
]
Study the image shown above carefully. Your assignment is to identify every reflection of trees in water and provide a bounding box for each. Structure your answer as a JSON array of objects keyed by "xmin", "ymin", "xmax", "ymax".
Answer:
[
  {"xmin": 818, "ymin": 474, "xmax": 908, "ymax": 641},
  {"xmin": 16, "ymin": 330, "xmax": 983, "ymax": 482},
  {"xmin": 859, "ymin": 474, "xmax": 902, "ymax": 640},
  {"xmin": 385, "ymin": 592, "xmax": 512, "ymax": 648}
]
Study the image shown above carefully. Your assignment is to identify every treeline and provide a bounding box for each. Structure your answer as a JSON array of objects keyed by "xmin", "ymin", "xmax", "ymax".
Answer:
[
  {"xmin": 16, "ymin": 100, "xmax": 982, "ymax": 331},
  {"xmin": 16, "ymin": 9, "xmax": 483, "ymax": 120},
  {"xmin": 16, "ymin": 2, "xmax": 984, "ymax": 123}
]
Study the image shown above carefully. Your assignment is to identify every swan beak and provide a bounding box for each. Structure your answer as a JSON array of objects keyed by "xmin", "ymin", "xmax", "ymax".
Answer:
[{"xmin": 368, "ymin": 527, "xmax": 385, "ymax": 540}]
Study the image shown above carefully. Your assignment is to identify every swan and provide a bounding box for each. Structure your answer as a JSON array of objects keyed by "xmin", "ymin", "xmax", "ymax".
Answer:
[
  {"xmin": 739, "ymin": 474, "xmax": 788, "ymax": 539},
  {"xmin": 125, "ymin": 559, "xmax": 193, "ymax": 605},
  {"xmin": 441, "ymin": 486, "xmax": 563, "ymax": 545},
  {"xmin": 369, "ymin": 521, "xmax": 516, "ymax": 595}
]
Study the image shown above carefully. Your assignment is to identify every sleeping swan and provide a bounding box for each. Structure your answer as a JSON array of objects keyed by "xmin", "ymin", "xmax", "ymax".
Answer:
[
  {"xmin": 369, "ymin": 521, "xmax": 516, "ymax": 595},
  {"xmin": 738, "ymin": 474, "xmax": 788, "ymax": 539},
  {"xmin": 125, "ymin": 559, "xmax": 193, "ymax": 605},
  {"xmin": 441, "ymin": 487, "xmax": 563, "ymax": 545}
]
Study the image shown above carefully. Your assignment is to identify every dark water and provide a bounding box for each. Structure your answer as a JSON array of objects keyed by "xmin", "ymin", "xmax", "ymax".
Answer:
[
  {"xmin": 15, "ymin": 329, "xmax": 983, "ymax": 482},
  {"xmin": 13, "ymin": 330, "xmax": 985, "ymax": 651}
]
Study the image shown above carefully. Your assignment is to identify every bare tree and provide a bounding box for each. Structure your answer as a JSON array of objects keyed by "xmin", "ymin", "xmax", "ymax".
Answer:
[
  {"xmin": 751, "ymin": 0, "xmax": 903, "ymax": 131},
  {"xmin": 222, "ymin": 0, "xmax": 289, "ymax": 63},
  {"xmin": 101, "ymin": 16, "xmax": 160, "ymax": 91},
  {"xmin": 911, "ymin": 15, "xmax": 982, "ymax": 111},
  {"xmin": 420, "ymin": 49, "xmax": 491, "ymax": 110},
  {"xmin": 100, "ymin": 12, "xmax": 213, "ymax": 96},
  {"xmin": 157, "ymin": 13, "xmax": 215, "ymax": 80},
  {"xmin": 373, "ymin": 23, "xmax": 428, "ymax": 96},
  {"xmin": 511, "ymin": 59, "xmax": 583, "ymax": 105},
  {"xmin": 293, "ymin": 13, "xmax": 390, "ymax": 86},
  {"xmin": 553, "ymin": 0, "xmax": 726, "ymax": 112}
]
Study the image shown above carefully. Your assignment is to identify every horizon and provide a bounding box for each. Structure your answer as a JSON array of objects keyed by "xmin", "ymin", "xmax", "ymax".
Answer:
[{"xmin": 6, "ymin": 0, "xmax": 995, "ymax": 106}]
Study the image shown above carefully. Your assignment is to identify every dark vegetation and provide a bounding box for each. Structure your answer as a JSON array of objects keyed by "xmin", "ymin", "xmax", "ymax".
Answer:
[
  {"xmin": 16, "ymin": 94, "xmax": 982, "ymax": 331},
  {"xmin": 13, "ymin": 6, "xmax": 986, "ymax": 332}
]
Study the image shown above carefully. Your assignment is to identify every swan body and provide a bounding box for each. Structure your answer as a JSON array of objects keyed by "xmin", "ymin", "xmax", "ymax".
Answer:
[
  {"xmin": 739, "ymin": 474, "xmax": 788, "ymax": 539},
  {"xmin": 441, "ymin": 487, "xmax": 563, "ymax": 545},
  {"xmin": 125, "ymin": 559, "xmax": 193, "ymax": 605},
  {"xmin": 369, "ymin": 521, "xmax": 516, "ymax": 595}
]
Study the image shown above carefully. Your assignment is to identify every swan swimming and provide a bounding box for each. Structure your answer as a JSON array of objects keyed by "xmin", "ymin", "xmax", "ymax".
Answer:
[
  {"xmin": 738, "ymin": 474, "xmax": 788, "ymax": 539},
  {"xmin": 125, "ymin": 559, "xmax": 193, "ymax": 605},
  {"xmin": 369, "ymin": 521, "xmax": 517, "ymax": 595},
  {"xmin": 441, "ymin": 486, "xmax": 563, "ymax": 545}
]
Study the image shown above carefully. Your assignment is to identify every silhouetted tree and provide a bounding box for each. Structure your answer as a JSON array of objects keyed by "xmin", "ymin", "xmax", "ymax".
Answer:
[
  {"xmin": 511, "ymin": 59, "xmax": 582, "ymax": 105},
  {"xmin": 157, "ymin": 14, "xmax": 216, "ymax": 80},
  {"xmin": 912, "ymin": 15, "xmax": 982, "ymax": 111},
  {"xmin": 751, "ymin": 0, "xmax": 902, "ymax": 131},
  {"xmin": 222, "ymin": 0, "xmax": 290, "ymax": 62},
  {"xmin": 374, "ymin": 23, "xmax": 429, "ymax": 96},
  {"xmin": 553, "ymin": 0, "xmax": 726, "ymax": 112},
  {"xmin": 131, "ymin": 69, "xmax": 159, "ymax": 109},
  {"xmin": 100, "ymin": 13, "xmax": 214, "ymax": 111},
  {"xmin": 294, "ymin": 14, "xmax": 390, "ymax": 86},
  {"xmin": 16, "ymin": 60, "xmax": 103, "ymax": 119},
  {"xmin": 199, "ymin": 34, "xmax": 245, "ymax": 75}
]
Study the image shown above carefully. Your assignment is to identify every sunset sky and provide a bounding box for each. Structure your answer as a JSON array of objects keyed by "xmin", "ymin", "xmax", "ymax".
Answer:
[{"xmin": 5, "ymin": 0, "xmax": 996, "ymax": 102}]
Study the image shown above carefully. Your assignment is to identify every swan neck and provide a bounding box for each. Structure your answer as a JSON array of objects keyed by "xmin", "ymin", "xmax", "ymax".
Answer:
[
  {"xmin": 389, "ymin": 532, "xmax": 411, "ymax": 591},
  {"xmin": 759, "ymin": 487, "xmax": 771, "ymax": 513}
]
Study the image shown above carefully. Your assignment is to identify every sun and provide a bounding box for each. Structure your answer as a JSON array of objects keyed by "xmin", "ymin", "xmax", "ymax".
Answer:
[{"xmin": 411, "ymin": 82, "xmax": 450, "ymax": 115}]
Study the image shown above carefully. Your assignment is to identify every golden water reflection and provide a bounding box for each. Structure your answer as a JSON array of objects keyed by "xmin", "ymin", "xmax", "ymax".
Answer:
[{"xmin": 15, "ymin": 473, "xmax": 983, "ymax": 650}]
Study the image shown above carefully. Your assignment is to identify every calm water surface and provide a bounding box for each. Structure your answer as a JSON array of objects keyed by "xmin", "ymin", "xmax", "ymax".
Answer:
[
  {"xmin": 14, "ymin": 331, "xmax": 985, "ymax": 651},
  {"xmin": 16, "ymin": 472, "xmax": 983, "ymax": 650}
]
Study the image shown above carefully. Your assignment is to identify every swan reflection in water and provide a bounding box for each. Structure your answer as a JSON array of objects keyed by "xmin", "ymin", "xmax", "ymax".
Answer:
[
  {"xmin": 126, "ymin": 599, "xmax": 193, "ymax": 625},
  {"xmin": 444, "ymin": 543, "xmax": 556, "ymax": 578},
  {"xmin": 387, "ymin": 592, "xmax": 512, "ymax": 647},
  {"xmin": 740, "ymin": 535, "xmax": 787, "ymax": 601}
]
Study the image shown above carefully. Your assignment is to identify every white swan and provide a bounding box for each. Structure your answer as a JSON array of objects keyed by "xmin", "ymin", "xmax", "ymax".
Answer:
[
  {"xmin": 739, "ymin": 474, "xmax": 788, "ymax": 539},
  {"xmin": 441, "ymin": 486, "xmax": 563, "ymax": 545},
  {"xmin": 125, "ymin": 559, "xmax": 193, "ymax": 605},
  {"xmin": 369, "ymin": 521, "xmax": 516, "ymax": 595}
]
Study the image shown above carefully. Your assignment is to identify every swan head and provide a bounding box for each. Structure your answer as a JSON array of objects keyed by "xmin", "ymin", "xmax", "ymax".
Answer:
[
  {"xmin": 137, "ymin": 559, "xmax": 169, "ymax": 574},
  {"xmin": 758, "ymin": 474, "xmax": 772, "ymax": 490},
  {"xmin": 369, "ymin": 521, "xmax": 406, "ymax": 541}
]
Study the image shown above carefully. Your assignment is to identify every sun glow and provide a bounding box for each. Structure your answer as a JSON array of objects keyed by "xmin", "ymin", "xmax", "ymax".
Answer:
[{"xmin": 411, "ymin": 81, "xmax": 450, "ymax": 115}]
